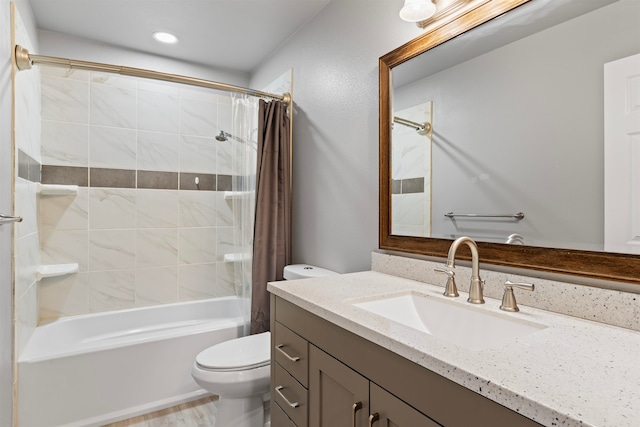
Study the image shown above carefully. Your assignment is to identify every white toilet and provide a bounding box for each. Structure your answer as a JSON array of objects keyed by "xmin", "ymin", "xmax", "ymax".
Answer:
[{"xmin": 191, "ymin": 264, "xmax": 338, "ymax": 427}]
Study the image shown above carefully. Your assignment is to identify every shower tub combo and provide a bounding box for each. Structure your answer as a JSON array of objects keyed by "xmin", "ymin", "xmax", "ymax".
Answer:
[{"xmin": 18, "ymin": 296, "xmax": 246, "ymax": 427}]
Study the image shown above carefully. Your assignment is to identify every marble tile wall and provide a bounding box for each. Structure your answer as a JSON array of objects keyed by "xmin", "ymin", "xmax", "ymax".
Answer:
[
  {"xmin": 14, "ymin": 8, "xmax": 41, "ymax": 356},
  {"xmin": 39, "ymin": 69, "xmax": 244, "ymax": 322}
]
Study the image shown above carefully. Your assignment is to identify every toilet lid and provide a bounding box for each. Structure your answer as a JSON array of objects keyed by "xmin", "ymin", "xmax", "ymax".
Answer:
[{"xmin": 196, "ymin": 331, "xmax": 271, "ymax": 371}]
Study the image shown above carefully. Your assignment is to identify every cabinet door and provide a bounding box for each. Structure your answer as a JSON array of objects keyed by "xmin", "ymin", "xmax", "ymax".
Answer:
[
  {"xmin": 370, "ymin": 383, "xmax": 442, "ymax": 427},
  {"xmin": 309, "ymin": 345, "xmax": 369, "ymax": 427}
]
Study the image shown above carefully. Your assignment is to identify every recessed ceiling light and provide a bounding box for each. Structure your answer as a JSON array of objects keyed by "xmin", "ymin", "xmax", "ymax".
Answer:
[{"xmin": 152, "ymin": 32, "xmax": 179, "ymax": 44}]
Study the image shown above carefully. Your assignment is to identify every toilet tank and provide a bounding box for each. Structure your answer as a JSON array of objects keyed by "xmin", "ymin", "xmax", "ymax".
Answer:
[{"xmin": 283, "ymin": 264, "xmax": 338, "ymax": 280}]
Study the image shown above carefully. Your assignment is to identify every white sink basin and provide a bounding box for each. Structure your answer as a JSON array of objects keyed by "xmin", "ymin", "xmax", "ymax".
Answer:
[{"xmin": 351, "ymin": 291, "xmax": 547, "ymax": 351}]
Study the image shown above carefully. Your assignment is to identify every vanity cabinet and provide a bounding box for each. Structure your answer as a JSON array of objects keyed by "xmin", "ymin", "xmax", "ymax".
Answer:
[
  {"xmin": 308, "ymin": 344, "xmax": 369, "ymax": 426},
  {"xmin": 270, "ymin": 294, "xmax": 542, "ymax": 427},
  {"xmin": 309, "ymin": 344, "xmax": 439, "ymax": 426}
]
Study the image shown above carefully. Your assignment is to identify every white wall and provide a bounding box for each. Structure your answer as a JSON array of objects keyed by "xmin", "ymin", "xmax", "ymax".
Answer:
[
  {"xmin": 250, "ymin": 0, "xmax": 422, "ymax": 273},
  {"xmin": 2, "ymin": 0, "xmax": 39, "ymax": 422},
  {"xmin": 37, "ymin": 30, "xmax": 250, "ymax": 88},
  {"xmin": 0, "ymin": 0, "xmax": 13, "ymax": 424}
]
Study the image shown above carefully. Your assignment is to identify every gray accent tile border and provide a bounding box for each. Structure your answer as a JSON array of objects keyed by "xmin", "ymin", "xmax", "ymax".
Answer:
[
  {"xmin": 402, "ymin": 177, "xmax": 424, "ymax": 194},
  {"xmin": 138, "ymin": 171, "xmax": 178, "ymax": 190},
  {"xmin": 90, "ymin": 168, "xmax": 136, "ymax": 188},
  {"xmin": 41, "ymin": 165, "xmax": 241, "ymax": 192},
  {"xmin": 180, "ymin": 173, "xmax": 216, "ymax": 191},
  {"xmin": 392, "ymin": 177, "xmax": 425, "ymax": 194},
  {"xmin": 18, "ymin": 150, "xmax": 29, "ymax": 180},
  {"xmin": 42, "ymin": 165, "xmax": 88, "ymax": 187},
  {"xmin": 392, "ymin": 179, "xmax": 401, "ymax": 195},
  {"xmin": 217, "ymin": 174, "xmax": 232, "ymax": 191},
  {"xmin": 18, "ymin": 150, "xmax": 41, "ymax": 183}
]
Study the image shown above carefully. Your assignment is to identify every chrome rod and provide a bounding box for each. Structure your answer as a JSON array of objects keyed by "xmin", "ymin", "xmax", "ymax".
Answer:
[
  {"xmin": 15, "ymin": 45, "xmax": 288, "ymax": 103},
  {"xmin": 0, "ymin": 213, "xmax": 23, "ymax": 225},
  {"xmin": 393, "ymin": 116, "xmax": 431, "ymax": 132},
  {"xmin": 445, "ymin": 212, "xmax": 525, "ymax": 220}
]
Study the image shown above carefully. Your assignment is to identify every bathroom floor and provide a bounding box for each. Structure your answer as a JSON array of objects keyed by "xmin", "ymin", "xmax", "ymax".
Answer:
[{"xmin": 103, "ymin": 396, "xmax": 271, "ymax": 427}]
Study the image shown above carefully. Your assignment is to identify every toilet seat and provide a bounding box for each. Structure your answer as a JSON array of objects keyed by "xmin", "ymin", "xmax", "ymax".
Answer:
[{"xmin": 196, "ymin": 331, "xmax": 270, "ymax": 372}]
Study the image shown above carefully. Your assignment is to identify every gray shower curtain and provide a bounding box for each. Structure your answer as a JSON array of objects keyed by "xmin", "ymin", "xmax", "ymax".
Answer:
[{"xmin": 251, "ymin": 99, "xmax": 291, "ymax": 334}]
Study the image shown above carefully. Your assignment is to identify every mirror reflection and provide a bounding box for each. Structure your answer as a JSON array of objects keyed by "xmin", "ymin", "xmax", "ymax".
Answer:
[
  {"xmin": 390, "ymin": 0, "xmax": 640, "ymax": 254},
  {"xmin": 391, "ymin": 101, "xmax": 433, "ymax": 237}
]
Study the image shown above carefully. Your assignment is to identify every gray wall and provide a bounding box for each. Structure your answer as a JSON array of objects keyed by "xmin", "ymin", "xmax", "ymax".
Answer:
[
  {"xmin": 394, "ymin": 0, "xmax": 640, "ymax": 250},
  {"xmin": 250, "ymin": 0, "xmax": 422, "ymax": 273}
]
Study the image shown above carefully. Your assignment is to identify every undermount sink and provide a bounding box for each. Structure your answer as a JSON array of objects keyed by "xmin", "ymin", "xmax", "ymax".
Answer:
[{"xmin": 351, "ymin": 291, "xmax": 547, "ymax": 351}]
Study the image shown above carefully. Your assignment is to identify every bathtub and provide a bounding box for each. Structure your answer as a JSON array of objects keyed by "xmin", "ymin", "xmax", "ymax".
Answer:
[{"xmin": 18, "ymin": 296, "xmax": 246, "ymax": 427}]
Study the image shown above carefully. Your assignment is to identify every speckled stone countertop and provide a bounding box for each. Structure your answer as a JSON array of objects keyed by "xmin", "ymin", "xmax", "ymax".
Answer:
[{"xmin": 268, "ymin": 271, "xmax": 640, "ymax": 427}]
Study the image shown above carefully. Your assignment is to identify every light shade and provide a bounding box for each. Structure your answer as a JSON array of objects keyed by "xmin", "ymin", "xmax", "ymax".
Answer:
[
  {"xmin": 399, "ymin": 0, "xmax": 436, "ymax": 22},
  {"xmin": 152, "ymin": 31, "xmax": 179, "ymax": 44}
]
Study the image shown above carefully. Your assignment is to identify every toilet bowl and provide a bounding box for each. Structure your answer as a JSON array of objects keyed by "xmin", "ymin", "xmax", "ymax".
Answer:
[
  {"xmin": 191, "ymin": 332, "xmax": 271, "ymax": 427},
  {"xmin": 191, "ymin": 264, "xmax": 337, "ymax": 427}
]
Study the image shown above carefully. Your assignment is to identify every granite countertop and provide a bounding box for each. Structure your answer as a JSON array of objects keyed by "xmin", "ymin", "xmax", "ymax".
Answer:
[{"xmin": 267, "ymin": 271, "xmax": 640, "ymax": 427}]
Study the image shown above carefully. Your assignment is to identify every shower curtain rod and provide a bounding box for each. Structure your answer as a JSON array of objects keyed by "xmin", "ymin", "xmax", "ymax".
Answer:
[
  {"xmin": 393, "ymin": 116, "xmax": 431, "ymax": 132},
  {"xmin": 14, "ymin": 45, "xmax": 291, "ymax": 104}
]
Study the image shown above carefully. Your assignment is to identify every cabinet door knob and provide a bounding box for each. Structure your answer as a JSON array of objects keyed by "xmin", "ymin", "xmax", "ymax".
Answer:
[
  {"xmin": 275, "ymin": 344, "xmax": 300, "ymax": 362},
  {"xmin": 275, "ymin": 385, "xmax": 299, "ymax": 408},
  {"xmin": 368, "ymin": 412, "xmax": 380, "ymax": 426},
  {"xmin": 352, "ymin": 402, "xmax": 363, "ymax": 427}
]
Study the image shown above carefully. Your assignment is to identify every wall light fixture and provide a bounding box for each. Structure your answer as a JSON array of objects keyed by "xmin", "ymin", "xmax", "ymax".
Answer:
[{"xmin": 399, "ymin": 0, "xmax": 437, "ymax": 22}]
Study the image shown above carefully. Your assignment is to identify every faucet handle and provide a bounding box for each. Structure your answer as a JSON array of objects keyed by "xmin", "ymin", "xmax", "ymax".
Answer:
[
  {"xmin": 434, "ymin": 267, "xmax": 459, "ymax": 297},
  {"xmin": 500, "ymin": 280, "xmax": 534, "ymax": 312}
]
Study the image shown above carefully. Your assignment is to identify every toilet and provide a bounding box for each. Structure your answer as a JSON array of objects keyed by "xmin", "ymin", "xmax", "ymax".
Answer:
[{"xmin": 191, "ymin": 264, "xmax": 338, "ymax": 427}]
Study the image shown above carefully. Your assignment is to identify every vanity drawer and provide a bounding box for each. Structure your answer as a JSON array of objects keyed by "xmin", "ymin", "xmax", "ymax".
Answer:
[
  {"xmin": 274, "ymin": 321, "xmax": 309, "ymax": 386},
  {"xmin": 274, "ymin": 362, "xmax": 308, "ymax": 427},
  {"xmin": 272, "ymin": 400, "xmax": 298, "ymax": 427}
]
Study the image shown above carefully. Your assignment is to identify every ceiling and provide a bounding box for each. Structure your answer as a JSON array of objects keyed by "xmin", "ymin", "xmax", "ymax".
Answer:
[{"xmin": 29, "ymin": 0, "xmax": 333, "ymax": 73}]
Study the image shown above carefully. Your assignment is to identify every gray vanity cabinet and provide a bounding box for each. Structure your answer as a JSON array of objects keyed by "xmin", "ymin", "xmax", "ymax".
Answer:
[
  {"xmin": 308, "ymin": 344, "xmax": 370, "ymax": 426},
  {"xmin": 370, "ymin": 383, "xmax": 442, "ymax": 427},
  {"xmin": 270, "ymin": 294, "xmax": 542, "ymax": 427},
  {"xmin": 309, "ymin": 344, "xmax": 439, "ymax": 427}
]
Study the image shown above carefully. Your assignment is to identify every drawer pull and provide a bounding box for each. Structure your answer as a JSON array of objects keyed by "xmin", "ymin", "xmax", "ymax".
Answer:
[
  {"xmin": 276, "ymin": 344, "xmax": 300, "ymax": 362},
  {"xmin": 352, "ymin": 402, "xmax": 363, "ymax": 427},
  {"xmin": 275, "ymin": 385, "xmax": 299, "ymax": 408},
  {"xmin": 368, "ymin": 412, "xmax": 380, "ymax": 426}
]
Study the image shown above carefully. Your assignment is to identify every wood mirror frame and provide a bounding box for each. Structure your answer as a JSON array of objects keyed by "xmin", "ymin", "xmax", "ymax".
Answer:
[{"xmin": 379, "ymin": 0, "xmax": 640, "ymax": 286}]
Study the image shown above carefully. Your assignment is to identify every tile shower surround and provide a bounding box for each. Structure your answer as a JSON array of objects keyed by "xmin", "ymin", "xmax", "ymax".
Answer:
[
  {"xmin": 38, "ymin": 67, "xmax": 248, "ymax": 322},
  {"xmin": 14, "ymin": 5, "xmax": 41, "ymax": 356}
]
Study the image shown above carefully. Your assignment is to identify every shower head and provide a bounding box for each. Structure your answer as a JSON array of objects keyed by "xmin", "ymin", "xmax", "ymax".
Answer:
[{"xmin": 216, "ymin": 131, "xmax": 228, "ymax": 141}]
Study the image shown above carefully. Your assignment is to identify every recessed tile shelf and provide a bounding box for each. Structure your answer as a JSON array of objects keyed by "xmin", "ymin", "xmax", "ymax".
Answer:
[
  {"xmin": 223, "ymin": 253, "xmax": 252, "ymax": 263},
  {"xmin": 223, "ymin": 191, "xmax": 253, "ymax": 200},
  {"xmin": 36, "ymin": 263, "xmax": 79, "ymax": 281},
  {"xmin": 36, "ymin": 183, "xmax": 79, "ymax": 196}
]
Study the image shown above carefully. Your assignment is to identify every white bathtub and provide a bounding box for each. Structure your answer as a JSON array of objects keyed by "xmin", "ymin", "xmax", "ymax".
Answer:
[{"xmin": 18, "ymin": 296, "xmax": 246, "ymax": 427}]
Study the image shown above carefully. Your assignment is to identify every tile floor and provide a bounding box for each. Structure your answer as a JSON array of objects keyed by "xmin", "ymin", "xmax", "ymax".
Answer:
[{"xmin": 103, "ymin": 396, "xmax": 271, "ymax": 427}]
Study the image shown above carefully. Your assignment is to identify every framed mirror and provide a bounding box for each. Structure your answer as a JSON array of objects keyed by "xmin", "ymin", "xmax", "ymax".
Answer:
[{"xmin": 379, "ymin": 0, "xmax": 640, "ymax": 284}]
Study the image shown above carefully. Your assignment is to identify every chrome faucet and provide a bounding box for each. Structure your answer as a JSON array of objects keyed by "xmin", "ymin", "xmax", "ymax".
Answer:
[{"xmin": 445, "ymin": 236, "xmax": 485, "ymax": 304}]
